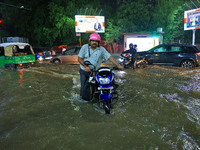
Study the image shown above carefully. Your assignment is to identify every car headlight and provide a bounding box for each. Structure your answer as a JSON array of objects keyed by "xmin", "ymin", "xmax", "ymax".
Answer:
[
  {"xmin": 38, "ymin": 56, "xmax": 44, "ymax": 60},
  {"xmin": 118, "ymin": 58, "xmax": 123, "ymax": 62},
  {"xmin": 99, "ymin": 77, "xmax": 110, "ymax": 85}
]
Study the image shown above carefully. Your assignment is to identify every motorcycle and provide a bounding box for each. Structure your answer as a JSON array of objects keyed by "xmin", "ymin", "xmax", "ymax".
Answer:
[
  {"xmin": 119, "ymin": 53, "xmax": 147, "ymax": 69},
  {"xmin": 83, "ymin": 61, "xmax": 118, "ymax": 114},
  {"xmin": 119, "ymin": 53, "xmax": 131, "ymax": 68}
]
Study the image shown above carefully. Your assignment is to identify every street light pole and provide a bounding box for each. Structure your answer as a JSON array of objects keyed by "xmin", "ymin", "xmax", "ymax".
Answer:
[{"xmin": 192, "ymin": 29, "xmax": 196, "ymax": 45}]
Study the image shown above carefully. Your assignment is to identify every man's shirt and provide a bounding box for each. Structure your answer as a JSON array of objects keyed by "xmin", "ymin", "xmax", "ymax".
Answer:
[{"xmin": 78, "ymin": 44, "xmax": 111, "ymax": 70}]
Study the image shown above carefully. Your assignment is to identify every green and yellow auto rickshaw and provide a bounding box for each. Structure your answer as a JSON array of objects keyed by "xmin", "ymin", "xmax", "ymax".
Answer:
[{"xmin": 0, "ymin": 42, "xmax": 35, "ymax": 68}]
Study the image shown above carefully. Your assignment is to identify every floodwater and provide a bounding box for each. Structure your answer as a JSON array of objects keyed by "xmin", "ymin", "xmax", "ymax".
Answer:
[{"xmin": 0, "ymin": 62, "xmax": 200, "ymax": 150}]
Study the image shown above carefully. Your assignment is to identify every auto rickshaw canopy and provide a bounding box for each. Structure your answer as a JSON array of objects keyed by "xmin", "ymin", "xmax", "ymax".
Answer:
[{"xmin": 0, "ymin": 42, "xmax": 35, "ymax": 56}]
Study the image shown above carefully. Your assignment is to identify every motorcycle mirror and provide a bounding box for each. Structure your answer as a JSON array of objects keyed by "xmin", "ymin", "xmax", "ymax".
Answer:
[{"xmin": 84, "ymin": 61, "xmax": 92, "ymax": 66}]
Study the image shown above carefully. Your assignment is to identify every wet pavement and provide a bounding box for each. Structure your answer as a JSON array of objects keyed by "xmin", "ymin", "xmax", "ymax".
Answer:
[{"xmin": 0, "ymin": 62, "xmax": 200, "ymax": 150}]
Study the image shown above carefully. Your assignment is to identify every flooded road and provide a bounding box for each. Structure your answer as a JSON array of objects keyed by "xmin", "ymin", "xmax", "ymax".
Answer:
[{"xmin": 0, "ymin": 62, "xmax": 200, "ymax": 150}]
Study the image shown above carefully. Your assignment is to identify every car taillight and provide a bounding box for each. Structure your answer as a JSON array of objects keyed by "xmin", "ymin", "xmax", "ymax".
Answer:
[
  {"xmin": 38, "ymin": 52, "xmax": 43, "ymax": 55},
  {"xmin": 196, "ymin": 53, "xmax": 200, "ymax": 57}
]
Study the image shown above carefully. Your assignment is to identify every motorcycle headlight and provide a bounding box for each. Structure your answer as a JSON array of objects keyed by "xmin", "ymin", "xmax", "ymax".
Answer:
[{"xmin": 99, "ymin": 77, "xmax": 110, "ymax": 85}]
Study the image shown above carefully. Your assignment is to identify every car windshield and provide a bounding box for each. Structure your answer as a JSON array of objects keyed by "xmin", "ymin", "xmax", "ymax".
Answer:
[
  {"xmin": 43, "ymin": 51, "xmax": 51, "ymax": 57},
  {"xmin": 64, "ymin": 47, "xmax": 80, "ymax": 55}
]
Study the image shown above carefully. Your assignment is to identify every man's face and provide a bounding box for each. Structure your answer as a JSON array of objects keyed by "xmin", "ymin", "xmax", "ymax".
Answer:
[{"xmin": 90, "ymin": 40, "xmax": 99, "ymax": 49}]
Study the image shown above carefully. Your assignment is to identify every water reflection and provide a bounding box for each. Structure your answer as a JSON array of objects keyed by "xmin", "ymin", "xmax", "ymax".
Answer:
[
  {"xmin": 18, "ymin": 69, "xmax": 24, "ymax": 87},
  {"xmin": 115, "ymin": 70, "xmax": 127, "ymax": 78},
  {"xmin": 0, "ymin": 64, "xmax": 199, "ymax": 149}
]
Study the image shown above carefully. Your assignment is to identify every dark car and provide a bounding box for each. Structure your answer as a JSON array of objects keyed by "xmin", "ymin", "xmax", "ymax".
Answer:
[
  {"xmin": 50, "ymin": 47, "xmax": 81, "ymax": 64},
  {"xmin": 33, "ymin": 48, "xmax": 52, "ymax": 61},
  {"xmin": 138, "ymin": 44, "xmax": 200, "ymax": 68}
]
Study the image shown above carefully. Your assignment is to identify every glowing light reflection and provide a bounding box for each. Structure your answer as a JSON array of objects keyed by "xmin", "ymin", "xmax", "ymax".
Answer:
[{"xmin": 18, "ymin": 69, "xmax": 24, "ymax": 87}]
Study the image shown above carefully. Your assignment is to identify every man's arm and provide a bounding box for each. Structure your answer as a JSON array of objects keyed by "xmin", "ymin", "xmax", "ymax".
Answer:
[
  {"xmin": 121, "ymin": 50, "xmax": 130, "ymax": 57},
  {"xmin": 108, "ymin": 56, "xmax": 123, "ymax": 70},
  {"xmin": 78, "ymin": 57, "xmax": 91, "ymax": 72}
]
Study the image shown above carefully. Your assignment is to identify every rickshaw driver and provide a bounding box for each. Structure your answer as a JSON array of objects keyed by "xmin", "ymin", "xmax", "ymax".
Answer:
[{"xmin": 78, "ymin": 33, "xmax": 123, "ymax": 98}]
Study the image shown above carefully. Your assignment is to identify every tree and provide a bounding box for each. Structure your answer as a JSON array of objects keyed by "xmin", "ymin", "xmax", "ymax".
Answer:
[
  {"xmin": 164, "ymin": 6, "xmax": 185, "ymax": 43},
  {"xmin": 1, "ymin": 0, "xmax": 199, "ymax": 47},
  {"xmin": 151, "ymin": 0, "xmax": 186, "ymax": 43},
  {"xmin": 104, "ymin": 20, "xmax": 123, "ymax": 53},
  {"xmin": 0, "ymin": 0, "xmax": 101, "ymax": 46}
]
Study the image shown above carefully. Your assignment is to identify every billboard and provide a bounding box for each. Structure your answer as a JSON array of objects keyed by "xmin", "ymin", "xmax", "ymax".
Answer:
[
  {"xmin": 125, "ymin": 37, "xmax": 159, "ymax": 52},
  {"xmin": 184, "ymin": 8, "xmax": 200, "ymax": 30},
  {"xmin": 123, "ymin": 33, "xmax": 160, "ymax": 52},
  {"xmin": 75, "ymin": 15, "xmax": 105, "ymax": 33}
]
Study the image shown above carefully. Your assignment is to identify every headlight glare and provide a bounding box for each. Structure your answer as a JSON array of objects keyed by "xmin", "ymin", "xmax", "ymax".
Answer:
[{"xmin": 99, "ymin": 77, "xmax": 110, "ymax": 85}]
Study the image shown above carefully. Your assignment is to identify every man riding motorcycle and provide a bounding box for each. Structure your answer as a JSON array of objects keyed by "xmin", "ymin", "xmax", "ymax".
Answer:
[
  {"xmin": 78, "ymin": 33, "xmax": 123, "ymax": 100},
  {"xmin": 121, "ymin": 43, "xmax": 137, "ymax": 70}
]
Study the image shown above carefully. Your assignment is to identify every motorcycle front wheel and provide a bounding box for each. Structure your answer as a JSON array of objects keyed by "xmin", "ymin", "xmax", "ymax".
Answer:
[{"xmin": 104, "ymin": 101, "xmax": 111, "ymax": 114}]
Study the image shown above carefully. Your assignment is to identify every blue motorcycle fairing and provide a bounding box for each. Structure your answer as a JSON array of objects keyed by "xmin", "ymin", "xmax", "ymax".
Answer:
[
  {"xmin": 95, "ymin": 72, "xmax": 114, "ymax": 88},
  {"xmin": 100, "ymin": 92, "xmax": 113, "ymax": 101}
]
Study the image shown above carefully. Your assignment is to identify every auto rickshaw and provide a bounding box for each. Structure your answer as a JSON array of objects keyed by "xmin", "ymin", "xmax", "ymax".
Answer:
[{"xmin": 0, "ymin": 42, "xmax": 35, "ymax": 68}]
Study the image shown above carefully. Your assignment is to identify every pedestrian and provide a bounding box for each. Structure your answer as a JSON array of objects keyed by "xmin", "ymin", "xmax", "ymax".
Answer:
[
  {"xmin": 51, "ymin": 49, "xmax": 56, "ymax": 56},
  {"xmin": 78, "ymin": 33, "xmax": 123, "ymax": 100},
  {"xmin": 121, "ymin": 43, "xmax": 137, "ymax": 70}
]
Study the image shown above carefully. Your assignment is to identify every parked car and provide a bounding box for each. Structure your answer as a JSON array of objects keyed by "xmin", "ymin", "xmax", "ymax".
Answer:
[
  {"xmin": 138, "ymin": 44, "xmax": 200, "ymax": 68},
  {"xmin": 50, "ymin": 47, "xmax": 81, "ymax": 64},
  {"xmin": 33, "ymin": 48, "xmax": 52, "ymax": 61}
]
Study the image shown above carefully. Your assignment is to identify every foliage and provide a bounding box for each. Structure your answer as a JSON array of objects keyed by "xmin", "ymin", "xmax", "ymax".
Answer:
[
  {"xmin": 151, "ymin": 0, "xmax": 186, "ymax": 43},
  {"xmin": 104, "ymin": 20, "xmax": 123, "ymax": 44},
  {"xmin": 43, "ymin": 2, "xmax": 76, "ymax": 46},
  {"xmin": 0, "ymin": 0, "xmax": 199, "ymax": 47},
  {"xmin": 164, "ymin": 6, "xmax": 185, "ymax": 43}
]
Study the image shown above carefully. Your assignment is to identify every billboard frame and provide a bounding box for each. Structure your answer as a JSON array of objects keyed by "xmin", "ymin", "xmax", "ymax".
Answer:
[{"xmin": 184, "ymin": 8, "xmax": 200, "ymax": 30}]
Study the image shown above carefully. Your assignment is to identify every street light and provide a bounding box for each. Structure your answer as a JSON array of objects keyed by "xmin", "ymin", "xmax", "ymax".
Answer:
[{"xmin": 0, "ymin": 2, "xmax": 31, "ymax": 11}]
